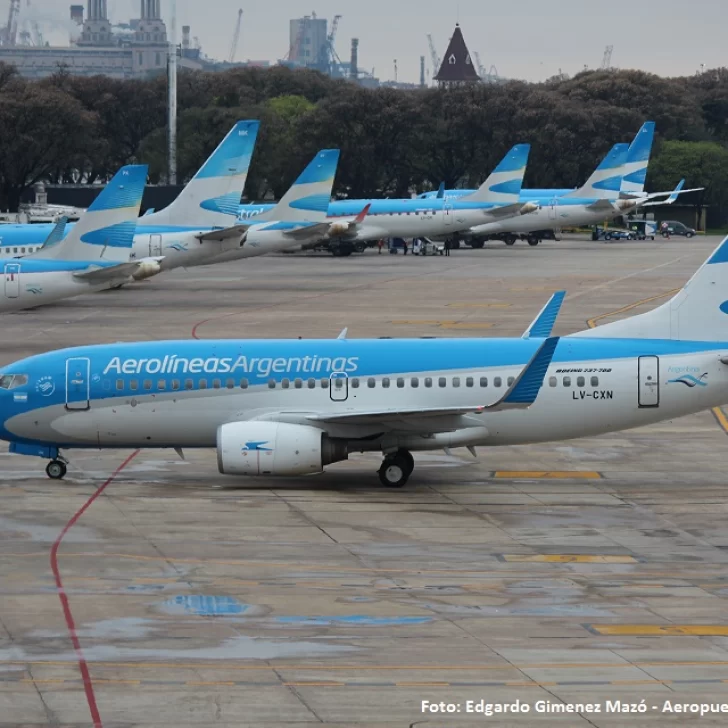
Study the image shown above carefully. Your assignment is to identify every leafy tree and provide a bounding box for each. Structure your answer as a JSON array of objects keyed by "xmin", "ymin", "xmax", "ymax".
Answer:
[
  {"xmin": 0, "ymin": 82, "xmax": 96, "ymax": 211},
  {"xmin": 648, "ymin": 140, "xmax": 728, "ymax": 225}
]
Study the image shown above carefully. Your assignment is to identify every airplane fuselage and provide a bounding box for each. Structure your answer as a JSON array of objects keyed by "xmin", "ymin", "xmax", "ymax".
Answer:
[
  {"xmin": 467, "ymin": 197, "xmax": 637, "ymax": 237},
  {"xmin": 0, "ymin": 258, "xmax": 127, "ymax": 313},
  {"xmin": 1, "ymin": 338, "xmax": 726, "ymax": 453}
]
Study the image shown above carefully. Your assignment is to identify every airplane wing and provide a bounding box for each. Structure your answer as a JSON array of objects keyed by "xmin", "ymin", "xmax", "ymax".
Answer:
[
  {"xmin": 306, "ymin": 337, "xmax": 559, "ymax": 426},
  {"xmin": 196, "ymin": 224, "xmax": 251, "ymax": 243},
  {"xmin": 485, "ymin": 202, "xmax": 539, "ymax": 220},
  {"xmin": 523, "ymin": 292, "xmax": 566, "ymax": 339},
  {"xmin": 586, "ymin": 199, "xmax": 618, "ymax": 211},
  {"xmin": 72, "ymin": 258, "xmax": 164, "ymax": 283},
  {"xmin": 282, "ymin": 222, "xmax": 332, "ymax": 240},
  {"xmin": 640, "ymin": 181, "xmax": 705, "ymax": 207}
]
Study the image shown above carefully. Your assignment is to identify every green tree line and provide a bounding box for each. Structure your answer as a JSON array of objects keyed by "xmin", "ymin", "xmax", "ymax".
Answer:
[{"xmin": 0, "ymin": 62, "xmax": 727, "ymax": 212}]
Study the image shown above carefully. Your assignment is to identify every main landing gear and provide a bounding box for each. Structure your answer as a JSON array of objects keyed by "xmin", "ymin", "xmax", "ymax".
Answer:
[
  {"xmin": 45, "ymin": 457, "xmax": 68, "ymax": 480},
  {"xmin": 378, "ymin": 449, "xmax": 414, "ymax": 488}
]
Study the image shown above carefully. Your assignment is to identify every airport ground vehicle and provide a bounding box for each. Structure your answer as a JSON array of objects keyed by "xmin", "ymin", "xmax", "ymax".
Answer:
[
  {"xmin": 413, "ymin": 239, "xmax": 445, "ymax": 256},
  {"xmin": 627, "ymin": 220, "xmax": 657, "ymax": 239},
  {"xmin": 592, "ymin": 226, "xmax": 637, "ymax": 241},
  {"xmin": 659, "ymin": 220, "xmax": 696, "ymax": 238}
]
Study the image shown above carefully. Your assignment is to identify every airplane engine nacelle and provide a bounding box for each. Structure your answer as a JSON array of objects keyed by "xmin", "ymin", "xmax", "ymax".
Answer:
[
  {"xmin": 327, "ymin": 222, "xmax": 350, "ymax": 238},
  {"xmin": 131, "ymin": 260, "xmax": 163, "ymax": 281},
  {"xmin": 216, "ymin": 422, "xmax": 348, "ymax": 476}
]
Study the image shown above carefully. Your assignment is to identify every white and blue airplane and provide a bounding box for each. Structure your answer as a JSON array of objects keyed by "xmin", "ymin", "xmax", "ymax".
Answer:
[
  {"xmin": 460, "ymin": 125, "xmax": 700, "ymax": 246},
  {"xmin": 234, "ymin": 145, "xmax": 539, "ymax": 251},
  {"xmin": 0, "ymin": 166, "xmax": 148, "ymax": 313},
  {"xmin": 418, "ymin": 122, "xmax": 657, "ymax": 202},
  {"xmin": 0, "ymin": 120, "xmax": 262, "ymax": 264},
  {"xmin": 147, "ymin": 148, "xmax": 345, "ymax": 270},
  {"xmin": 3, "ymin": 235, "xmax": 728, "ymax": 485}
]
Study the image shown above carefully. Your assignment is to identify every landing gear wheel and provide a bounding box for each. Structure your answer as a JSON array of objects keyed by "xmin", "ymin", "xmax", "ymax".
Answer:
[
  {"xmin": 396, "ymin": 449, "xmax": 414, "ymax": 476},
  {"xmin": 378, "ymin": 452, "xmax": 413, "ymax": 488},
  {"xmin": 46, "ymin": 460, "xmax": 67, "ymax": 480},
  {"xmin": 527, "ymin": 236, "xmax": 540, "ymax": 246},
  {"xmin": 504, "ymin": 238, "xmax": 516, "ymax": 246}
]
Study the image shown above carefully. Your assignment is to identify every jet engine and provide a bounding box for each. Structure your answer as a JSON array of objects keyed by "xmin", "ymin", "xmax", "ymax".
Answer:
[
  {"xmin": 131, "ymin": 259, "xmax": 163, "ymax": 281},
  {"xmin": 216, "ymin": 422, "xmax": 348, "ymax": 476},
  {"xmin": 327, "ymin": 222, "xmax": 351, "ymax": 238}
]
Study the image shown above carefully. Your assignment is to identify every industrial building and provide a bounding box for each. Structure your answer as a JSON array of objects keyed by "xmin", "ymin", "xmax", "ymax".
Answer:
[{"xmin": 0, "ymin": 0, "xmax": 170, "ymax": 79}]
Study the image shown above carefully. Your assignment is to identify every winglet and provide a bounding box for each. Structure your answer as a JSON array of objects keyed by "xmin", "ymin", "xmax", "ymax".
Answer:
[
  {"xmin": 40, "ymin": 216, "xmax": 68, "ymax": 250},
  {"xmin": 337, "ymin": 327, "xmax": 348, "ymax": 340},
  {"xmin": 484, "ymin": 337, "xmax": 559, "ymax": 411},
  {"xmin": 354, "ymin": 204, "xmax": 371, "ymax": 225},
  {"xmin": 664, "ymin": 179, "xmax": 686, "ymax": 205},
  {"xmin": 436, "ymin": 182, "xmax": 445, "ymax": 199},
  {"xmin": 523, "ymin": 291, "xmax": 566, "ymax": 339}
]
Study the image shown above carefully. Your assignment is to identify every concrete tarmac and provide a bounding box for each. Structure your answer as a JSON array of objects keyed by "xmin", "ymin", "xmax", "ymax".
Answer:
[{"xmin": 2, "ymin": 235, "xmax": 728, "ymax": 726}]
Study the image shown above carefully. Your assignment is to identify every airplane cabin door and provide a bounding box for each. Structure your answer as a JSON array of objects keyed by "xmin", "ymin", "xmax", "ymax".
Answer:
[
  {"xmin": 548, "ymin": 198, "xmax": 558, "ymax": 220},
  {"xmin": 149, "ymin": 234, "xmax": 163, "ymax": 257},
  {"xmin": 443, "ymin": 203, "xmax": 453, "ymax": 226},
  {"xmin": 3, "ymin": 262, "xmax": 20, "ymax": 298},
  {"xmin": 330, "ymin": 372, "xmax": 349, "ymax": 402},
  {"xmin": 638, "ymin": 355, "xmax": 660, "ymax": 408},
  {"xmin": 65, "ymin": 357, "xmax": 91, "ymax": 411}
]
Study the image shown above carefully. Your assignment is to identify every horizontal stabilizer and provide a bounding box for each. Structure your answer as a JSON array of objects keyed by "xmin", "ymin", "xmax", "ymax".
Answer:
[
  {"xmin": 72, "ymin": 260, "xmax": 156, "ymax": 283},
  {"xmin": 523, "ymin": 292, "xmax": 566, "ymax": 339},
  {"xmin": 196, "ymin": 224, "xmax": 251, "ymax": 242},
  {"xmin": 486, "ymin": 201, "xmax": 538, "ymax": 220}
]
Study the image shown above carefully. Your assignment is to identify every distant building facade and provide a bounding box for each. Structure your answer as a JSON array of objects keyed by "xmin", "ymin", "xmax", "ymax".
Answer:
[
  {"xmin": 0, "ymin": 0, "xmax": 169, "ymax": 79},
  {"xmin": 288, "ymin": 14, "xmax": 328, "ymax": 68}
]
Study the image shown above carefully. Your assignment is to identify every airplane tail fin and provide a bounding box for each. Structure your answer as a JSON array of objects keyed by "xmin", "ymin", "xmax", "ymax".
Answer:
[
  {"xmin": 34, "ymin": 166, "xmax": 147, "ymax": 263},
  {"xmin": 573, "ymin": 236, "xmax": 728, "ymax": 341},
  {"xmin": 563, "ymin": 143, "xmax": 629, "ymax": 200},
  {"xmin": 143, "ymin": 120, "xmax": 260, "ymax": 228},
  {"xmin": 461, "ymin": 144, "xmax": 530, "ymax": 204},
  {"xmin": 254, "ymin": 150, "xmax": 340, "ymax": 223},
  {"xmin": 620, "ymin": 121, "xmax": 656, "ymax": 197}
]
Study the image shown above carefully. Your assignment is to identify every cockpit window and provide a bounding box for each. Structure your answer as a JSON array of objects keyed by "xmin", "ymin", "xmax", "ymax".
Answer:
[{"xmin": 0, "ymin": 374, "xmax": 28, "ymax": 390}]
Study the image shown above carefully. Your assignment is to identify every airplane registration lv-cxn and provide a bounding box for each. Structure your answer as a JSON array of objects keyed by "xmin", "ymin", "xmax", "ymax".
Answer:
[{"xmin": 3, "ymin": 236, "xmax": 728, "ymax": 487}]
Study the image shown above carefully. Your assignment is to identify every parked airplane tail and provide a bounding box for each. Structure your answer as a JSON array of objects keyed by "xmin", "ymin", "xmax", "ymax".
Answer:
[
  {"xmin": 32, "ymin": 165, "xmax": 147, "ymax": 263},
  {"xmin": 462, "ymin": 144, "xmax": 530, "ymax": 204},
  {"xmin": 574, "ymin": 236, "xmax": 728, "ymax": 341},
  {"xmin": 563, "ymin": 143, "xmax": 629, "ymax": 200},
  {"xmin": 143, "ymin": 120, "xmax": 260, "ymax": 228},
  {"xmin": 254, "ymin": 149, "xmax": 341, "ymax": 224},
  {"xmin": 620, "ymin": 121, "xmax": 655, "ymax": 196}
]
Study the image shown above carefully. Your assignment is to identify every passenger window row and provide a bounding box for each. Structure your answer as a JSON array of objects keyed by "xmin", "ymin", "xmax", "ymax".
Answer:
[
  {"xmin": 549, "ymin": 376, "xmax": 599, "ymax": 388},
  {"xmin": 106, "ymin": 374, "xmax": 521, "ymax": 393}
]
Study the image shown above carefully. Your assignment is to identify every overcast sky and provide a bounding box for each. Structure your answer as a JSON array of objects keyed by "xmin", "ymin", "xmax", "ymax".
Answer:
[{"xmin": 28, "ymin": 0, "xmax": 728, "ymax": 83}]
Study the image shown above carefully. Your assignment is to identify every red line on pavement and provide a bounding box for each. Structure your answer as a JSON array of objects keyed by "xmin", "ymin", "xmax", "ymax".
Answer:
[{"xmin": 49, "ymin": 450, "xmax": 140, "ymax": 728}]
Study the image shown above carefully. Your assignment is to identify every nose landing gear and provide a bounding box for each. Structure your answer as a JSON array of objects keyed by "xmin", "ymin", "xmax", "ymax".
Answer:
[
  {"xmin": 378, "ymin": 449, "xmax": 414, "ymax": 488},
  {"xmin": 45, "ymin": 458, "xmax": 68, "ymax": 480}
]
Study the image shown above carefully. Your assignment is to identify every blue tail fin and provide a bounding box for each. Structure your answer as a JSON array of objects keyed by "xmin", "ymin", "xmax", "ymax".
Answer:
[
  {"xmin": 32, "ymin": 165, "xmax": 147, "ymax": 263},
  {"xmin": 143, "ymin": 120, "xmax": 260, "ymax": 228},
  {"xmin": 620, "ymin": 121, "xmax": 655, "ymax": 196},
  {"xmin": 463, "ymin": 144, "xmax": 531, "ymax": 204},
  {"xmin": 255, "ymin": 150, "xmax": 340, "ymax": 223},
  {"xmin": 564, "ymin": 143, "xmax": 629, "ymax": 200}
]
